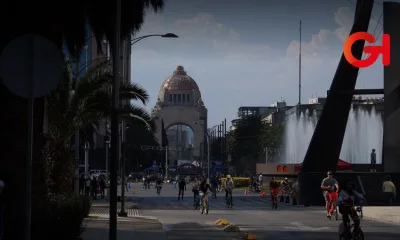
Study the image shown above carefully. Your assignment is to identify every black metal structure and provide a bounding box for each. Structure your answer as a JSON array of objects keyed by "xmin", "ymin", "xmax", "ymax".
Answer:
[{"xmin": 299, "ymin": 0, "xmax": 374, "ymax": 205}]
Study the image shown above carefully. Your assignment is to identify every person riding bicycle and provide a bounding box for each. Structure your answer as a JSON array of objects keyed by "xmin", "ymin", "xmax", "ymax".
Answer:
[
  {"xmin": 321, "ymin": 171, "xmax": 339, "ymax": 218},
  {"xmin": 336, "ymin": 180, "xmax": 366, "ymax": 232},
  {"xmin": 258, "ymin": 173, "xmax": 263, "ymax": 190},
  {"xmin": 155, "ymin": 177, "xmax": 163, "ymax": 193},
  {"xmin": 269, "ymin": 177, "xmax": 280, "ymax": 197},
  {"xmin": 199, "ymin": 178, "xmax": 212, "ymax": 204},
  {"xmin": 225, "ymin": 175, "xmax": 234, "ymax": 205},
  {"xmin": 192, "ymin": 177, "xmax": 200, "ymax": 201}
]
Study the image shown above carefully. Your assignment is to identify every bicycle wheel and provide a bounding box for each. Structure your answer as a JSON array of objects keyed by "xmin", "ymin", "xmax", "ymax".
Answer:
[
  {"xmin": 205, "ymin": 199, "xmax": 209, "ymax": 214},
  {"xmin": 334, "ymin": 206, "xmax": 339, "ymax": 221}
]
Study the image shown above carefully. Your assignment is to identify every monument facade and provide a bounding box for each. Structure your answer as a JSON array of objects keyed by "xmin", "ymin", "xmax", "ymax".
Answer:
[{"xmin": 152, "ymin": 66, "xmax": 208, "ymax": 167}]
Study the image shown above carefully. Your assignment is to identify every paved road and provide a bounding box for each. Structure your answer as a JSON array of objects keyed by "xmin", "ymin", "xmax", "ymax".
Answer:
[{"xmin": 127, "ymin": 182, "xmax": 400, "ymax": 240}]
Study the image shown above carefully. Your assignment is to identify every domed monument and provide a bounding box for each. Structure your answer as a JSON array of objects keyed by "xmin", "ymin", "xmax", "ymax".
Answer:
[{"xmin": 152, "ymin": 65, "xmax": 208, "ymax": 167}]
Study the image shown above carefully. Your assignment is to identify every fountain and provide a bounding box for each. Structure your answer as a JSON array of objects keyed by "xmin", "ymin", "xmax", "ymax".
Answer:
[{"xmin": 281, "ymin": 107, "xmax": 383, "ymax": 164}]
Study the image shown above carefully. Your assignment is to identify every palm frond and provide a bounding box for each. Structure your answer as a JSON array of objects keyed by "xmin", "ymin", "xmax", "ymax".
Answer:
[
  {"xmin": 120, "ymin": 82, "xmax": 149, "ymax": 105},
  {"xmin": 119, "ymin": 103, "xmax": 155, "ymax": 131}
]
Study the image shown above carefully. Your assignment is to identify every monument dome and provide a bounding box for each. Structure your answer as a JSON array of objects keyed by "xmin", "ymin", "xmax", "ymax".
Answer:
[{"xmin": 158, "ymin": 65, "xmax": 201, "ymax": 104}]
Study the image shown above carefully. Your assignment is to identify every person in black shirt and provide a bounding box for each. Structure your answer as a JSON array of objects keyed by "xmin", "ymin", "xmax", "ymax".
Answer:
[{"xmin": 178, "ymin": 178, "xmax": 186, "ymax": 200}]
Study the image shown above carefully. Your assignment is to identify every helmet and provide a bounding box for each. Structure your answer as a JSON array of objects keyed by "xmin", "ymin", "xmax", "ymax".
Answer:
[{"xmin": 226, "ymin": 175, "xmax": 231, "ymax": 178}]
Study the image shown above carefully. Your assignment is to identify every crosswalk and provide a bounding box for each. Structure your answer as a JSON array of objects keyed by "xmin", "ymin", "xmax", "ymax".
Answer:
[
  {"xmin": 89, "ymin": 206, "xmax": 141, "ymax": 217},
  {"xmin": 135, "ymin": 196, "xmax": 277, "ymax": 210}
]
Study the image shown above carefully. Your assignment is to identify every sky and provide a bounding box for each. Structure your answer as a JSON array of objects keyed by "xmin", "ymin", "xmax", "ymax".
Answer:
[{"xmin": 130, "ymin": 0, "xmax": 388, "ymax": 127}]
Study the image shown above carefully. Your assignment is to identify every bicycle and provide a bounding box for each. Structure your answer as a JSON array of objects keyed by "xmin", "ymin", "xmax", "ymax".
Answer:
[
  {"xmin": 156, "ymin": 185, "xmax": 162, "ymax": 195},
  {"xmin": 338, "ymin": 205, "xmax": 364, "ymax": 240},
  {"xmin": 328, "ymin": 191, "xmax": 339, "ymax": 220},
  {"xmin": 226, "ymin": 189, "xmax": 233, "ymax": 208},
  {"xmin": 271, "ymin": 188, "xmax": 280, "ymax": 209},
  {"xmin": 193, "ymin": 193, "xmax": 200, "ymax": 210},
  {"xmin": 199, "ymin": 192, "xmax": 210, "ymax": 215}
]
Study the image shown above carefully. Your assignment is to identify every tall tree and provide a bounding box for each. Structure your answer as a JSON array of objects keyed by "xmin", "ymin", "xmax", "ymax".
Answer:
[
  {"xmin": 44, "ymin": 60, "xmax": 154, "ymax": 197},
  {"xmin": 125, "ymin": 120, "xmax": 158, "ymax": 173},
  {"xmin": 260, "ymin": 123, "xmax": 284, "ymax": 163},
  {"xmin": 230, "ymin": 115, "xmax": 265, "ymax": 173}
]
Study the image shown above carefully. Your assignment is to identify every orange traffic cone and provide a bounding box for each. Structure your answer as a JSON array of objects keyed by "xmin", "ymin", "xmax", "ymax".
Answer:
[
  {"xmin": 260, "ymin": 192, "xmax": 265, "ymax": 197},
  {"xmin": 131, "ymin": 190, "xmax": 135, "ymax": 194}
]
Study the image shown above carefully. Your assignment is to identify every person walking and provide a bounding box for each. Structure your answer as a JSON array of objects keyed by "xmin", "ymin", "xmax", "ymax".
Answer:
[
  {"xmin": 90, "ymin": 176, "xmax": 98, "ymax": 200},
  {"xmin": 79, "ymin": 173, "xmax": 85, "ymax": 195},
  {"xmin": 85, "ymin": 175, "xmax": 91, "ymax": 195},
  {"xmin": 370, "ymin": 149, "xmax": 377, "ymax": 172},
  {"xmin": 382, "ymin": 176, "xmax": 396, "ymax": 205},
  {"xmin": 178, "ymin": 178, "xmax": 186, "ymax": 200}
]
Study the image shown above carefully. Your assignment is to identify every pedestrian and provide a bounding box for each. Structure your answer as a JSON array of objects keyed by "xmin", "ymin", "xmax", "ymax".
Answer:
[
  {"xmin": 178, "ymin": 178, "xmax": 186, "ymax": 200},
  {"xmin": 79, "ymin": 173, "xmax": 85, "ymax": 195},
  {"xmin": 91, "ymin": 176, "xmax": 98, "ymax": 200},
  {"xmin": 0, "ymin": 180, "xmax": 4, "ymax": 240},
  {"xmin": 210, "ymin": 176, "xmax": 218, "ymax": 199},
  {"xmin": 382, "ymin": 175, "xmax": 396, "ymax": 205},
  {"xmin": 370, "ymin": 149, "xmax": 376, "ymax": 172},
  {"xmin": 99, "ymin": 177, "xmax": 106, "ymax": 199}
]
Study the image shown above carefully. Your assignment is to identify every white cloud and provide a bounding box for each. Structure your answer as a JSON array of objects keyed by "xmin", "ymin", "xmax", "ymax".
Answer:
[{"xmin": 132, "ymin": 6, "xmax": 383, "ymax": 125}]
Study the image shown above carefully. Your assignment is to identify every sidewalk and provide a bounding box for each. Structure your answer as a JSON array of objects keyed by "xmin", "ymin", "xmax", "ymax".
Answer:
[
  {"xmin": 363, "ymin": 206, "xmax": 400, "ymax": 225},
  {"xmin": 81, "ymin": 216, "xmax": 167, "ymax": 240}
]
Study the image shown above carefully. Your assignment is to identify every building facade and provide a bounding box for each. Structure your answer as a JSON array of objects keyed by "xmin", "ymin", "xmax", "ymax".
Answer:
[{"xmin": 152, "ymin": 65, "xmax": 208, "ymax": 167}]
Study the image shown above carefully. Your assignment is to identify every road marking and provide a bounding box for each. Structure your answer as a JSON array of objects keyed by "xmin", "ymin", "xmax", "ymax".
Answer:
[{"xmin": 284, "ymin": 222, "xmax": 330, "ymax": 231}]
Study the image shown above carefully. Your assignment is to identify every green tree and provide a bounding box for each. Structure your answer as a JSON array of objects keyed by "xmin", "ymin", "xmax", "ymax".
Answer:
[
  {"xmin": 125, "ymin": 120, "xmax": 159, "ymax": 173},
  {"xmin": 43, "ymin": 60, "xmax": 154, "ymax": 197},
  {"xmin": 260, "ymin": 123, "xmax": 284, "ymax": 163},
  {"xmin": 229, "ymin": 115, "xmax": 265, "ymax": 173},
  {"xmin": 0, "ymin": 2, "xmax": 165, "ymax": 239}
]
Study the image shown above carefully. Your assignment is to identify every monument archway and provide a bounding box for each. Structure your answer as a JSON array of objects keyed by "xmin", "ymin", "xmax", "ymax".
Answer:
[{"xmin": 152, "ymin": 65, "xmax": 208, "ymax": 167}]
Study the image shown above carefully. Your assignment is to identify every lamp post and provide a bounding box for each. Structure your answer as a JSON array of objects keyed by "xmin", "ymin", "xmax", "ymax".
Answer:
[
  {"xmin": 115, "ymin": 32, "xmax": 179, "ymax": 220},
  {"xmin": 193, "ymin": 122, "xmax": 218, "ymax": 178}
]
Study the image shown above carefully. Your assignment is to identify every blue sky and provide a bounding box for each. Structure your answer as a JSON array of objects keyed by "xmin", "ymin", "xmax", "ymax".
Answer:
[{"xmin": 130, "ymin": 0, "xmax": 387, "ymax": 127}]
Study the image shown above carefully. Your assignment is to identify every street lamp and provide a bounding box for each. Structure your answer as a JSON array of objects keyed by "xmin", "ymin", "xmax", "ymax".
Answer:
[
  {"xmin": 130, "ymin": 33, "xmax": 178, "ymax": 45},
  {"xmin": 110, "ymin": 31, "xmax": 179, "ymax": 238}
]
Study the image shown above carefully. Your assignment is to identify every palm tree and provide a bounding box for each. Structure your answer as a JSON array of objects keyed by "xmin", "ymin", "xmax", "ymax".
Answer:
[
  {"xmin": 43, "ymin": 60, "xmax": 154, "ymax": 196},
  {"xmin": 0, "ymin": 2, "xmax": 165, "ymax": 239}
]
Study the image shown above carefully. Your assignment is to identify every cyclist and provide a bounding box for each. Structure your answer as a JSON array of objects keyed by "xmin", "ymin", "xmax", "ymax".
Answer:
[
  {"xmin": 321, "ymin": 171, "xmax": 339, "ymax": 218},
  {"xmin": 258, "ymin": 173, "xmax": 263, "ymax": 190},
  {"xmin": 336, "ymin": 180, "xmax": 366, "ymax": 232},
  {"xmin": 192, "ymin": 177, "xmax": 200, "ymax": 199},
  {"xmin": 199, "ymin": 178, "xmax": 212, "ymax": 205},
  {"xmin": 155, "ymin": 177, "xmax": 163, "ymax": 194},
  {"xmin": 224, "ymin": 175, "xmax": 234, "ymax": 205},
  {"xmin": 269, "ymin": 177, "xmax": 280, "ymax": 208}
]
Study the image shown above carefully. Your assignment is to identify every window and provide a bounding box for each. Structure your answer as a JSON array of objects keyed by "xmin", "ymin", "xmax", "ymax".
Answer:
[
  {"xmin": 178, "ymin": 94, "xmax": 181, "ymax": 104},
  {"xmin": 187, "ymin": 94, "xmax": 190, "ymax": 102},
  {"xmin": 173, "ymin": 94, "xmax": 177, "ymax": 103},
  {"xmin": 182, "ymin": 94, "xmax": 186, "ymax": 103},
  {"xmin": 169, "ymin": 94, "xmax": 172, "ymax": 102}
]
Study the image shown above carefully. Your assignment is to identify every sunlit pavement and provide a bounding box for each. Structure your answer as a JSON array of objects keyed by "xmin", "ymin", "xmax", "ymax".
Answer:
[{"xmin": 125, "ymin": 182, "xmax": 400, "ymax": 240}]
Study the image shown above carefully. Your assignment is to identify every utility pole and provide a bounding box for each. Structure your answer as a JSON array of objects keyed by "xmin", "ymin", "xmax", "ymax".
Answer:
[
  {"xmin": 298, "ymin": 20, "xmax": 302, "ymax": 116},
  {"xmin": 118, "ymin": 35, "xmax": 128, "ymax": 217},
  {"xmin": 109, "ymin": 0, "xmax": 122, "ymax": 238},
  {"xmin": 74, "ymin": 54, "xmax": 80, "ymax": 196}
]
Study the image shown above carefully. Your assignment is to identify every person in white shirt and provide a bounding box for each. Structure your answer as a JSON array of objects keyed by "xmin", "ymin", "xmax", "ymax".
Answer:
[
  {"xmin": 258, "ymin": 173, "xmax": 263, "ymax": 189},
  {"xmin": 382, "ymin": 175, "xmax": 396, "ymax": 205}
]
